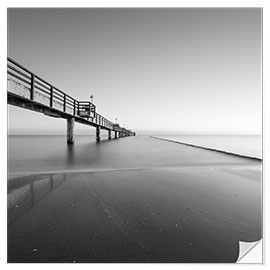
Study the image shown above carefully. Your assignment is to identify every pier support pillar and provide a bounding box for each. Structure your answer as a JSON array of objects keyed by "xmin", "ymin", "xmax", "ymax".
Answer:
[
  {"xmin": 96, "ymin": 126, "xmax": 100, "ymax": 142},
  {"xmin": 114, "ymin": 131, "xmax": 117, "ymax": 139},
  {"xmin": 108, "ymin": 130, "xmax": 111, "ymax": 140},
  {"xmin": 67, "ymin": 117, "xmax": 75, "ymax": 144}
]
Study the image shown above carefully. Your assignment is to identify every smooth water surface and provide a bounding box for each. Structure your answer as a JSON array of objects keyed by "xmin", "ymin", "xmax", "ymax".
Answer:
[
  {"xmin": 156, "ymin": 135, "xmax": 262, "ymax": 159},
  {"xmin": 8, "ymin": 136, "xmax": 262, "ymax": 262},
  {"xmin": 8, "ymin": 135, "xmax": 261, "ymax": 175}
]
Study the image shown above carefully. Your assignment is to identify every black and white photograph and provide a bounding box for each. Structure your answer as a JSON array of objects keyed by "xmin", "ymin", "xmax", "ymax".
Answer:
[{"xmin": 5, "ymin": 5, "xmax": 264, "ymax": 264}]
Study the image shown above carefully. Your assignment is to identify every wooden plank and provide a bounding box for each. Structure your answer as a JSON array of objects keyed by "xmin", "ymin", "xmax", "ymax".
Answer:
[
  {"xmin": 7, "ymin": 71, "xmax": 30, "ymax": 85},
  {"xmin": 7, "ymin": 57, "xmax": 135, "ymax": 137},
  {"xmin": 7, "ymin": 65, "xmax": 31, "ymax": 81}
]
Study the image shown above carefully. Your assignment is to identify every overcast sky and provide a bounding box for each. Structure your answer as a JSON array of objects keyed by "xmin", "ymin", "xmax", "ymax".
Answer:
[{"xmin": 8, "ymin": 8, "xmax": 262, "ymax": 135}]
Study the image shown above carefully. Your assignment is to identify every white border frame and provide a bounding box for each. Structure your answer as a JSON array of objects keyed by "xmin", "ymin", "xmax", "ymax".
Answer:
[{"xmin": 1, "ymin": 1, "xmax": 268, "ymax": 269}]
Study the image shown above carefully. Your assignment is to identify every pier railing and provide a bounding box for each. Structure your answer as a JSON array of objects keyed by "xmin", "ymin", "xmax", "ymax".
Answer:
[{"xmin": 7, "ymin": 57, "xmax": 124, "ymax": 133}]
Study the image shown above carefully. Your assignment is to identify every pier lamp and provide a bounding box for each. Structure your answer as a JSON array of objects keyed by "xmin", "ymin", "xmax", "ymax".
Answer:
[{"xmin": 90, "ymin": 95, "xmax": 94, "ymax": 103}]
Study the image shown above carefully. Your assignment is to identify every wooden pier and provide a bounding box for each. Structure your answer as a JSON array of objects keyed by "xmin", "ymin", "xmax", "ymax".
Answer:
[{"xmin": 7, "ymin": 58, "xmax": 135, "ymax": 143}]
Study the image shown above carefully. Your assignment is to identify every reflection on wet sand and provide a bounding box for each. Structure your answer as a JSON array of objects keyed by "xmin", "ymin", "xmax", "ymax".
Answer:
[
  {"xmin": 7, "ymin": 137, "xmax": 262, "ymax": 263},
  {"xmin": 8, "ymin": 165, "xmax": 261, "ymax": 263},
  {"xmin": 8, "ymin": 174, "xmax": 66, "ymax": 226}
]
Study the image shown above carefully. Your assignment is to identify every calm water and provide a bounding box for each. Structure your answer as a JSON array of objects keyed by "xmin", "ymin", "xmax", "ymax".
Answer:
[
  {"xmin": 8, "ymin": 135, "xmax": 109, "ymax": 175},
  {"xmin": 8, "ymin": 135, "xmax": 262, "ymax": 175},
  {"xmin": 156, "ymin": 135, "xmax": 262, "ymax": 159},
  {"xmin": 8, "ymin": 135, "xmax": 262, "ymax": 262}
]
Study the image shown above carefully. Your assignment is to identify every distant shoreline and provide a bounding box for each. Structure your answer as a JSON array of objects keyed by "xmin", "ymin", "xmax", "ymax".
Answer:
[{"xmin": 151, "ymin": 136, "xmax": 262, "ymax": 161}]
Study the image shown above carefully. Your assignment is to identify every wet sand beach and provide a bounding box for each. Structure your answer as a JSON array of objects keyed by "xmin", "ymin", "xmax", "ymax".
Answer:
[{"xmin": 8, "ymin": 136, "xmax": 262, "ymax": 263}]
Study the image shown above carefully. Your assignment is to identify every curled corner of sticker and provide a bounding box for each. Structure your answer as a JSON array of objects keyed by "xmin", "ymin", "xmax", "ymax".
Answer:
[{"xmin": 237, "ymin": 239, "xmax": 262, "ymax": 263}]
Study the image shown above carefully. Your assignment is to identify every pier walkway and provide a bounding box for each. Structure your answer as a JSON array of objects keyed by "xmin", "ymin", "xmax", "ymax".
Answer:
[{"xmin": 7, "ymin": 57, "xmax": 135, "ymax": 143}]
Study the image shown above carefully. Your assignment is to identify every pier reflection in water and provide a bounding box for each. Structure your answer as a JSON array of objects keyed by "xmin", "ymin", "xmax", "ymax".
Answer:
[
  {"xmin": 8, "ymin": 174, "xmax": 66, "ymax": 226},
  {"xmin": 7, "ymin": 136, "xmax": 261, "ymax": 263}
]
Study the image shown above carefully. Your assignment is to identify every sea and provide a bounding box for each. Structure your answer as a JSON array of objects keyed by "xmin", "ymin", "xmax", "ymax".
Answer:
[{"xmin": 7, "ymin": 135, "xmax": 262, "ymax": 175}]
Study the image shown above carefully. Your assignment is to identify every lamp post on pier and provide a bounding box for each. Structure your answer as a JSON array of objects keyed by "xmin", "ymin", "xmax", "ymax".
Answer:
[{"xmin": 90, "ymin": 95, "xmax": 94, "ymax": 103}]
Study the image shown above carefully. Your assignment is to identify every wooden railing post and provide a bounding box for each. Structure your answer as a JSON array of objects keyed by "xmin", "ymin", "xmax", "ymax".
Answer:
[
  {"xmin": 30, "ymin": 74, "xmax": 35, "ymax": 100},
  {"xmin": 50, "ymin": 86, "xmax": 53, "ymax": 107},
  {"xmin": 7, "ymin": 57, "xmax": 136, "ymax": 138},
  {"xmin": 73, "ymin": 100, "xmax": 76, "ymax": 116},
  {"xmin": 63, "ymin": 94, "xmax": 66, "ymax": 112}
]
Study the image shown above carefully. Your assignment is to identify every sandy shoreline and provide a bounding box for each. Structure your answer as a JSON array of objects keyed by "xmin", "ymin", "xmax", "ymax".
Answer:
[
  {"xmin": 7, "ymin": 136, "xmax": 262, "ymax": 263},
  {"xmin": 8, "ymin": 164, "xmax": 261, "ymax": 263},
  {"xmin": 7, "ymin": 163, "xmax": 261, "ymax": 180}
]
